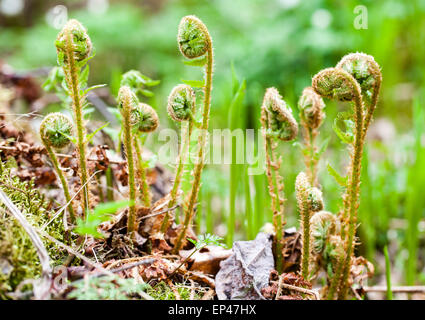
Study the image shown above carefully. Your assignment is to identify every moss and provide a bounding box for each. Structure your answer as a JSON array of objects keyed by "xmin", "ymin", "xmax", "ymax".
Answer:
[
  {"xmin": 146, "ymin": 281, "xmax": 202, "ymax": 300},
  {"xmin": 0, "ymin": 161, "xmax": 67, "ymax": 298}
]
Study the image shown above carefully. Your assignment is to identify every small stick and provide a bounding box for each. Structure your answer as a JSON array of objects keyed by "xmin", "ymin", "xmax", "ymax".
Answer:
[
  {"xmin": 362, "ymin": 286, "xmax": 425, "ymax": 294},
  {"xmin": 271, "ymin": 280, "xmax": 319, "ymax": 300}
]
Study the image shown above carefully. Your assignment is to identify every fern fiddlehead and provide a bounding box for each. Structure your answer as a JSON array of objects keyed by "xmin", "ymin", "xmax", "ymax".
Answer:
[
  {"xmin": 56, "ymin": 19, "xmax": 92, "ymax": 215},
  {"xmin": 161, "ymin": 84, "xmax": 195, "ymax": 233},
  {"xmin": 261, "ymin": 87, "xmax": 298, "ymax": 273},
  {"xmin": 174, "ymin": 16, "xmax": 214, "ymax": 253},
  {"xmin": 40, "ymin": 113, "xmax": 75, "ymax": 222}
]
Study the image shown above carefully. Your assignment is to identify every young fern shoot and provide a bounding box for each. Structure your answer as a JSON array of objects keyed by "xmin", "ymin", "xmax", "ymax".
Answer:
[
  {"xmin": 296, "ymin": 172, "xmax": 324, "ymax": 280},
  {"xmin": 333, "ymin": 53, "xmax": 382, "ymax": 299},
  {"xmin": 260, "ymin": 87, "xmax": 298, "ymax": 273},
  {"xmin": 120, "ymin": 70, "xmax": 160, "ymax": 207},
  {"xmin": 312, "ymin": 60, "xmax": 381, "ymax": 298},
  {"xmin": 117, "ymin": 87, "xmax": 159, "ymax": 234},
  {"xmin": 336, "ymin": 52, "xmax": 382, "ymax": 139},
  {"xmin": 298, "ymin": 87, "xmax": 326, "ymax": 186},
  {"xmin": 132, "ymin": 103, "xmax": 159, "ymax": 207},
  {"xmin": 55, "ymin": 19, "xmax": 92, "ymax": 214},
  {"xmin": 40, "ymin": 113, "xmax": 75, "ymax": 222},
  {"xmin": 174, "ymin": 16, "xmax": 213, "ymax": 252},
  {"xmin": 118, "ymin": 86, "xmax": 138, "ymax": 234},
  {"xmin": 160, "ymin": 84, "xmax": 195, "ymax": 233}
]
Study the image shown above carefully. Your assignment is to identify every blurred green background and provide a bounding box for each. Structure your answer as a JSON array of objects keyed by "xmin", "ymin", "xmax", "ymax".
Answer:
[{"xmin": 1, "ymin": 0, "xmax": 425, "ymax": 287}]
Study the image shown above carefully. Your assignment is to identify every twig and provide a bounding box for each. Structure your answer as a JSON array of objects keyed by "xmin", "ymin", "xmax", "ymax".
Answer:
[
  {"xmin": 167, "ymin": 279, "xmax": 181, "ymax": 300},
  {"xmin": 275, "ymin": 273, "xmax": 285, "ymax": 300},
  {"xmin": 36, "ymin": 227, "xmax": 112, "ymax": 276},
  {"xmin": 189, "ymin": 279, "xmax": 195, "ymax": 300},
  {"xmin": 271, "ymin": 280, "xmax": 319, "ymax": 300},
  {"xmin": 55, "ymin": 152, "xmax": 126, "ymax": 165},
  {"xmin": 138, "ymin": 205, "xmax": 179, "ymax": 220},
  {"xmin": 42, "ymin": 170, "xmax": 102, "ymax": 229},
  {"xmin": 362, "ymin": 286, "xmax": 425, "ymax": 294},
  {"xmin": 201, "ymin": 288, "xmax": 215, "ymax": 300},
  {"xmin": 0, "ymin": 189, "xmax": 52, "ymax": 300},
  {"xmin": 109, "ymin": 259, "xmax": 156, "ymax": 274}
]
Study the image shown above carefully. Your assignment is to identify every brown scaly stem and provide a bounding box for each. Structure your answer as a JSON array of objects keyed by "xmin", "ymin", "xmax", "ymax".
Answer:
[
  {"xmin": 118, "ymin": 87, "xmax": 137, "ymax": 234},
  {"xmin": 335, "ymin": 53, "xmax": 381, "ymax": 299},
  {"xmin": 260, "ymin": 88, "xmax": 298, "ymax": 273},
  {"xmin": 312, "ymin": 67, "xmax": 368, "ymax": 299},
  {"xmin": 174, "ymin": 16, "xmax": 213, "ymax": 253},
  {"xmin": 298, "ymin": 86, "xmax": 325, "ymax": 186},
  {"xmin": 337, "ymin": 101, "xmax": 367, "ymax": 299},
  {"xmin": 326, "ymin": 255, "xmax": 344, "ymax": 299},
  {"xmin": 133, "ymin": 137, "xmax": 151, "ymax": 207},
  {"xmin": 45, "ymin": 145, "xmax": 75, "ymax": 222},
  {"xmin": 174, "ymin": 47, "xmax": 212, "ymax": 252},
  {"xmin": 295, "ymin": 172, "xmax": 323, "ymax": 281},
  {"xmin": 161, "ymin": 120, "xmax": 193, "ymax": 233},
  {"xmin": 306, "ymin": 127, "xmax": 318, "ymax": 186},
  {"xmin": 58, "ymin": 20, "xmax": 92, "ymax": 215},
  {"xmin": 262, "ymin": 109, "xmax": 285, "ymax": 273},
  {"xmin": 298, "ymin": 176, "xmax": 311, "ymax": 280}
]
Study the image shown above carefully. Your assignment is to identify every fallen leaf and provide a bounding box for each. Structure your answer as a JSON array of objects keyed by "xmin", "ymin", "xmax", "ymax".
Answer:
[
  {"xmin": 215, "ymin": 232, "xmax": 274, "ymax": 300},
  {"xmin": 179, "ymin": 245, "xmax": 232, "ymax": 276}
]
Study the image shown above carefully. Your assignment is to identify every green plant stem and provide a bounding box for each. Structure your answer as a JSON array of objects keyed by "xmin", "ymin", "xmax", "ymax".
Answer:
[
  {"xmin": 362, "ymin": 80, "xmax": 381, "ymax": 139},
  {"xmin": 64, "ymin": 30, "xmax": 90, "ymax": 215},
  {"xmin": 133, "ymin": 136, "xmax": 151, "ymax": 207},
  {"xmin": 106, "ymin": 166, "xmax": 114, "ymax": 202},
  {"xmin": 174, "ymin": 47, "xmax": 213, "ymax": 253},
  {"xmin": 263, "ymin": 129, "xmax": 284, "ymax": 273},
  {"xmin": 244, "ymin": 165, "xmax": 254, "ymax": 239},
  {"xmin": 299, "ymin": 189, "xmax": 311, "ymax": 280},
  {"xmin": 161, "ymin": 120, "xmax": 193, "ymax": 233},
  {"xmin": 384, "ymin": 245, "xmax": 393, "ymax": 300},
  {"xmin": 169, "ymin": 245, "xmax": 206, "ymax": 278},
  {"xmin": 95, "ymin": 172, "xmax": 104, "ymax": 203},
  {"xmin": 306, "ymin": 127, "xmax": 318, "ymax": 186},
  {"xmin": 327, "ymin": 255, "xmax": 344, "ymax": 300},
  {"xmin": 338, "ymin": 87, "xmax": 365, "ymax": 299},
  {"xmin": 121, "ymin": 101, "xmax": 137, "ymax": 234},
  {"xmin": 44, "ymin": 143, "xmax": 75, "ymax": 223}
]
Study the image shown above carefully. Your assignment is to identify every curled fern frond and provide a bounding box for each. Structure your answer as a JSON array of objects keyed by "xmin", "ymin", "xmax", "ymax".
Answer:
[
  {"xmin": 312, "ymin": 67, "xmax": 361, "ymax": 102},
  {"xmin": 131, "ymin": 103, "xmax": 159, "ymax": 133},
  {"xmin": 120, "ymin": 70, "xmax": 160, "ymax": 98},
  {"xmin": 262, "ymin": 87, "xmax": 298, "ymax": 141},
  {"xmin": 307, "ymin": 187, "xmax": 324, "ymax": 212},
  {"xmin": 40, "ymin": 113, "xmax": 74, "ymax": 149},
  {"xmin": 56, "ymin": 19, "xmax": 92, "ymax": 65},
  {"xmin": 336, "ymin": 52, "xmax": 382, "ymax": 94},
  {"xmin": 118, "ymin": 86, "xmax": 139, "ymax": 110},
  {"xmin": 326, "ymin": 235, "xmax": 345, "ymax": 266},
  {"xmin": 298, "ymin": 86, "xmax": 325, "ymax": 129},
  {"xmin": 178, "ymin": 15, "xmax": 211, "ymax": 59},
  {"xmin": 167, "ymin": 84, "xmax": 195, "ymax": 122},
  {"xmin": 310, "ymin": 211, "xmax": 336, "ymax": 254}
]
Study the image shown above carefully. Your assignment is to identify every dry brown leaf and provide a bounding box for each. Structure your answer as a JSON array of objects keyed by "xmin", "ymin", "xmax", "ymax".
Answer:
[{"xmin": 179, "ymin": 245, "xmax": 232, "ymax": 276}]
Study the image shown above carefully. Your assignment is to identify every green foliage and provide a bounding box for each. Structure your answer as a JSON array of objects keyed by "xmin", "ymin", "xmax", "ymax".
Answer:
[
  {"xmin": 74, "ymin": 200, "xmax": 131, "ymax": 238},
  {"xmin": 188, "ymin": 233, "xmax": 226, "ymax": 250},
  {"xmin": 332, "ymin": 112, "xmax": 355, "ymax": 144},
  {"xmin": 120, "ymin": 70, "xmax": 160, "ymax": 99},
  {"xmin": 68, "ymin": 275, "xmax": 149, "ymax": 300},
  {"xmin": 384, "ymin": 246, "xmax": 393, "ymax": 300},
  {"xmin": 146, "ymin": 281, "xmax": 201, "ymax": 300}
]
